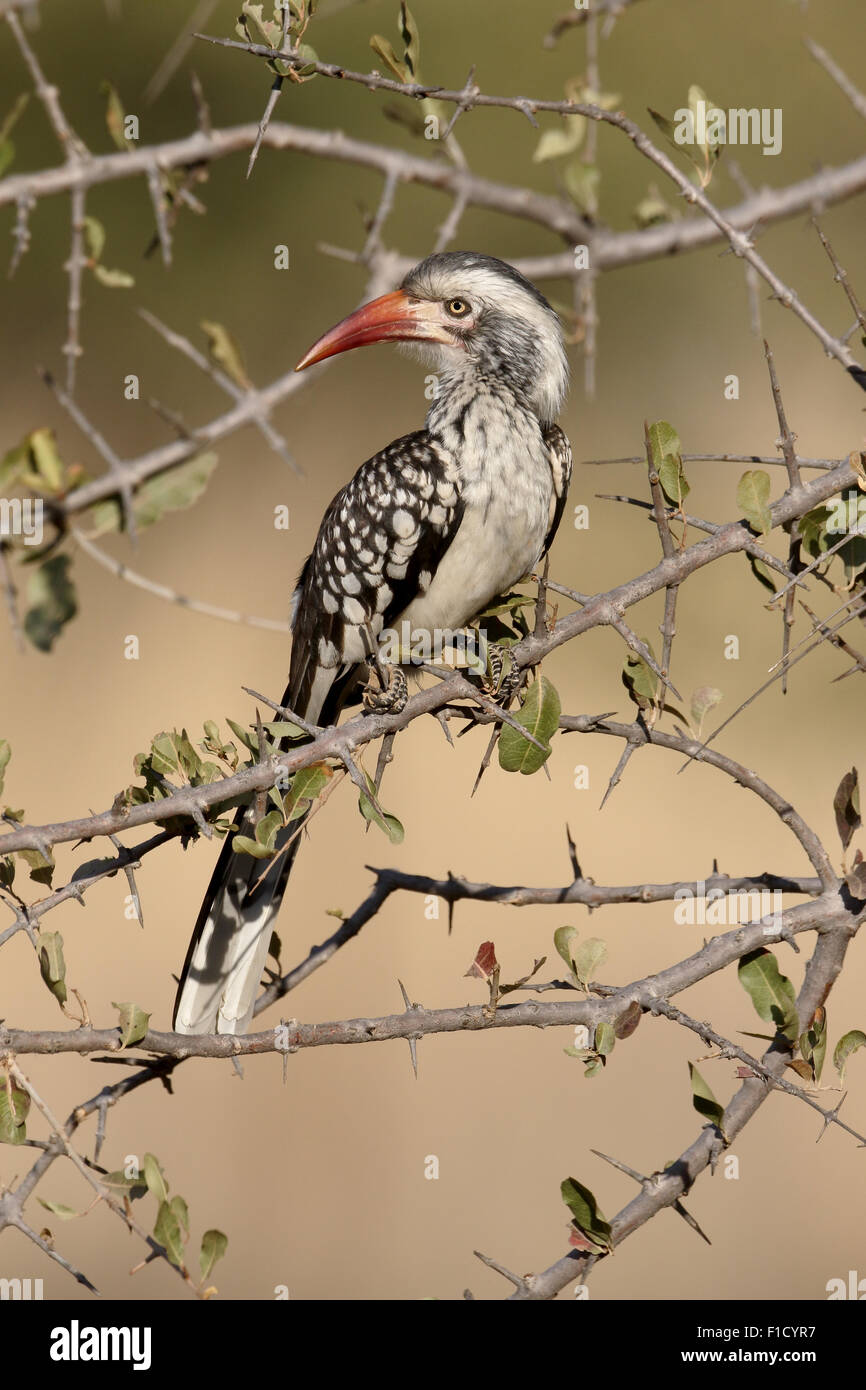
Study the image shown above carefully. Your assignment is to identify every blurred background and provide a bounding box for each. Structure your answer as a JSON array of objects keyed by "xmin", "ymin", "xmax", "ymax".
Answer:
[{"xmin": 1, "ymin": 0, "xmax": 865, "ymax": 1301}]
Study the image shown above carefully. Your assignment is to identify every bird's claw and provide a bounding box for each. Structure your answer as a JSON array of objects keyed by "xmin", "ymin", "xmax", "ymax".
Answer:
[
  {"xmin": 481, "ymin": 643, "xmax": 522, "ymax": 707},
  {"xmin": 363, "ymin": 662, "xmax": 409, "ymax": 715}
]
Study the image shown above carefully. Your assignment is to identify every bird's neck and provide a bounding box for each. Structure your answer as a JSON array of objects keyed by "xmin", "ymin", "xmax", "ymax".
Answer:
[
  {"xmin": 425, "ymin": 365, "xmax": 549, "ymax": 495},
  {"xmin": 426, "ymin": 364, "xmax": 541, "ymax": 452}
]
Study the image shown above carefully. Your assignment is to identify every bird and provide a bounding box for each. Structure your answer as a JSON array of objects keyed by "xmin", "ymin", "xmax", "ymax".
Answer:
[{"xmin": 173, "ymin": 251, "xmax": 572, "ymax": 1036}]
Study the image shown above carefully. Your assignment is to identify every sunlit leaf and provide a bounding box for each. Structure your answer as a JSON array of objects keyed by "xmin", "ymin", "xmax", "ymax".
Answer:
[
  {"xmin": 560, "ymin": 1176, "xmax": 613, "ymax": 1253},
  {"xmin": 737, "ymin": 470, "xmax": 772, "ymax": 536},
  {"xmin": 498, "ymin": 676, "xmax": 561, "ymax": 775},
  {"xmin": 688, "ymin": 1062, "xmax": 725, "ymax": 1129},
  {"xmin": 738, "ymin": 948, "xmax": 798, "ymax": 1041}
]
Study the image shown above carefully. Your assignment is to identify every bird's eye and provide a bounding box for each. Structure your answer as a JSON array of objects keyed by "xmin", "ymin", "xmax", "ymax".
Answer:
[{"xmin": 446, "ymin": 298, "xmax": 471, "ymax": 317}]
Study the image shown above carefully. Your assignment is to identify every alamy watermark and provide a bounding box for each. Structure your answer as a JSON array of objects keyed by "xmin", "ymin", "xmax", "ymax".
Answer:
[
  {"xmin": 0, "ymin": 497, "xmax": 43, "ymax": 546},
  {"xmin": 674, "ymin": 99, "xmax": 782, "ymax": 157},
  {"xmin": 674, "ymin": 881, "xmax": 784, "ymax": 931}
]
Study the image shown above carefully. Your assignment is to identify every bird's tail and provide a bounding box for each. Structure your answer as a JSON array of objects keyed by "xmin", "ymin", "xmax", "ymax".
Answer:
[
  {"xmin": 172, "ymin": 803, "xmax": 302, "ymax": 1036},
  {"xmin": 173, "ymin": 677, "xmax": 310, "ymax": 1036},
  {"xmin": 173, "ymin": 665, "xmax": 360, "ymax": 1035}
]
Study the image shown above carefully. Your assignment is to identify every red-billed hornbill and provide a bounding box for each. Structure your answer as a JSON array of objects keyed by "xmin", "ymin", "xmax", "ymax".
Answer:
[{"xmin": 173, "ymin": 251, "xmax": 572, "ymax": 1035}]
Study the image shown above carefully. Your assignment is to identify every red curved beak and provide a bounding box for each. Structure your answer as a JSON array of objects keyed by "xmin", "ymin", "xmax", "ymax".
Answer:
[{"xmin": 294, "ymin": 289, "xmax": 451, "ymax": 371}]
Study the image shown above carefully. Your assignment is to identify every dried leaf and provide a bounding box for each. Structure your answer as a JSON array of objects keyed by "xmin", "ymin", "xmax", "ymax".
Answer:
[{"xmin": 465, "ymin": 941, "xmax": 498, "ymax": 980}]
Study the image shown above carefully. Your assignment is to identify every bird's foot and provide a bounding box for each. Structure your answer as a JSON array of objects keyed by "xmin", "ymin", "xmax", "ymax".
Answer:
[
  {"xmin": 481, "ymin": 643, "xmax": 523, "ymax": 707},
  {"xmin": 363, "ymin": 661, "xmax": 409, "ymax": 715}
]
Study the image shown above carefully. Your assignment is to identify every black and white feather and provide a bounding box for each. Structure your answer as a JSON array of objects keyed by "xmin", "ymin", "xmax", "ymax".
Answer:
[{"xmin": 174, "ymin": 252, "xmax": 572, "ymax": 1035}]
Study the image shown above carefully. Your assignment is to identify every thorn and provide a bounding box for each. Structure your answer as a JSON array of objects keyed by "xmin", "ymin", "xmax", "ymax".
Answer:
[
  {"xmin": 590, "ymin": 1147, "xmax": 644, "ymax": 1184},
  {"xmin": 398, "ymin": 979, "xmax": 421, "ymax": 1079},
  {"xmin": 434, "ymin": 709, "xmax": 454, "ymax": 746},
  {"xmin": 565, "ymin": 824, "xmax": 582, "ymax": 880},
  {"xmin": 817, "ymin": 1091, "xmax": 847, "ymax": 1144},
  {"xmin": 473, "ymin": 1249, "xmax": 530, "ymax": 1292},
  {"xmin": 673, "ymin": 1198, "xmax": 713, "ymax": 1245}
]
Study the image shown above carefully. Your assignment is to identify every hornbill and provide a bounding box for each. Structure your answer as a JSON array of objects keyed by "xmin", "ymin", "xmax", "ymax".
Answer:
[{"xmin": 173, "ymin": 251, "xmax": 572, "ymax": 1035}]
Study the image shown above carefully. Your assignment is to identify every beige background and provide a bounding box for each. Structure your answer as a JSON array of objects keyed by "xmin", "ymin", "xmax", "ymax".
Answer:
[{"xmin": 1, "ymin": 0, "xmax": 865, "ymax": 1300}]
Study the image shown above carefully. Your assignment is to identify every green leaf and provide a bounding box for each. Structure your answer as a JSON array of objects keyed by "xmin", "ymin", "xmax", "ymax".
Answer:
[
  {"xmin": 621, "ymin": 643, "xmax": 658, "ymax": 711},
  {"xmin": 154, "ymin": 1200, "xmax": 185, "ymax": 1268},
  {"xmin": 563, "ymin": 159, "xmax": 600, "ymax": 216},
  {"xmin": 572, "ymin": 937, "xmax": 607, "ymax": 989},
  {"xmin": 92, "ymin": 264, "xmax": 135, "ymax": 288},
  {"xmin": 113, "ymin": 1001, "xmax": 151, "ymax": 1048},
  {"xmin": 224, "ymin": 717, "xmax": 258, "ymax": 753},
  {"xmin": 648, "ymin": 107, "xmax": 677, "ymax": 145},
  {"xmin": 594, "ymin": 1021, "xmax": 616, "ymax": 1057},
  {"xmin": 0, "ymin": 740, "xmax": 10, "ymax": 798},
  {"xmin": 358, "ymin": 770, "xmax": 404, "ymax": 843},
  {"xmin": 649, "ymin": 90, "xmax": 722, "ymax": 188},
  {"xmin": 647, "ymin": 420, "xmax": 689, "ymax": 506},
  {"xmin": 262, "ymin": 720, "xmax": 303, "ymax": 740},
  {"xmin": 657, "ymin": 453, "xmax": 689, "ymax": 507},
  {"xmin": 173, "ymin": 729, "xmax": 205, "ymax": 781},
  {"xmin": 0, "ymin": 1078, "xmax": 29, "ymax": 1145},
  {"xmin": 29, "ymin": 427, "xmax": 65, "ymax": 492},
  {"xmin": 150, "ymin": 732, "xmax": 181, "ymax": 777},
  {"xmin": 833, "ymin": 1029, "xmax": 866, "ymax": 1081},
  {"xmin": 199, "ymin": 1228, "xmax": 228, "ymax": 1281},
  {"xmin": 292, "ymin": 42, "xmax": 319, "ymax": 76},
  {"xmin": 688, "ymin": 84, "xmax": 724, "ymax": 185},
  {"xmin": 748, "ymin": 554, "xmax": 777, "ymax": 594},
  {"xmin": 832, "ymin": 768, "xmax": 860, "ymax": 852},
  {"xmin": 398, "ymin": 2, "xmax": 420, "ymax": 76},
  {"xmin": 634, "ymin": 183, "xmax": 676, "ymax": 228},
  {"xmin": 88, "ymin": 454, "xmax": 218, "ymax": 536},
  {"xmin": 560, "ymin": 1176, "xmax": 613, "ymax": 1253},
  {"xmin": 688, "ymin": 1062, "xmax": 726, "ymax": 1129},
  {"xmin": 0, "ymin": 139, "xmax": 14, "ymax": 179},
  {"xmin": 369, "ymin": 34, "xmax": 409, "ymax": 82},
  {"xmin": 799, "ymin": 1007, "xmax": 827, "ymax": 1083},
  {"xmin": 38, "ymin": 931, "xmax": 67, "ymax": 1004},
  {"xmin": 0, "ymin": 440, "xmax": 26, "ymax": 489},
  {"xmin": 498, "ymin": 676, "xmax": 561, "ymax": 775},
  {"xmin": 101, "ymin": 80, "xmax": 131, "ymax": 151},
  {"xmin": 200, "ymin": 320, "xmax": 250, "ymax": 390},
  {"xmin": 37, "ymin": 1198, "xmax": 80, "ymax": 1220},
  {"xmin": 0, "ymin": 92, "xmax": 28, "ymax": 146},
  {"xmin": 285, "ymin": 762, "xmax": 332, "ymax": 821},
  {"xmin": 737, "ymin": 470, "xmax": 772, "ymax": 536},
  {"xmin": 142, "ymin": 1153, "xmax": 169, "ymax": 1203},
  {"xmin": 19, "ymin": 844, "xmax": 55, "ymax": 887},
  {"xmin": 82, "ymin": 215, "xmax": 106, "ymax": 263},
  {"xmin": 690, "ymin": 685, "xmax": 722, "ymax": 735},
  {"xmin": 233, "ymin": 808, "xmax": 283, "ymax": 859},
  {"xmin": 553, "ymin": 925, "xmax": 578, "ymax": 971},
  {"xmin": 23, "ymin": 554, "xmax": 77, "ymax": 653},
  {"xmin": 533, "ymin": 116, "xmax": 586, "ymax": 163},
  {"xmin": 797, "ymin": 505, "xmax": 830, "ymax": 559},
  {"xmin": 737, "ymin": 948, "xmax": 798, "ymax": 1041},
  {"xmin": 102, "ymin": 1169, "xmax": 148, "ymax": 1200},
  {"xmin": 169, "ymin": 1194, "xmax": 190, "ymax": 1237}
]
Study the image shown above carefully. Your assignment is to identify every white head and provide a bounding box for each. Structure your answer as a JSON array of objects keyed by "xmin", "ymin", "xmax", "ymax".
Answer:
[{"xmin": 296, "ymin": 251, "xmax": 569, "ymax": 426}]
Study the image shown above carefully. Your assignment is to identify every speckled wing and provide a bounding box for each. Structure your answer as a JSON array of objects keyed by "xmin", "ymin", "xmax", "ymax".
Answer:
[
  {"xmin": 541, "ymin": 423, "xmax": 573, "ymax": 559},
  {"xmin": 288, "ymin": 430, "xmax": 464, "ymax": 723}
]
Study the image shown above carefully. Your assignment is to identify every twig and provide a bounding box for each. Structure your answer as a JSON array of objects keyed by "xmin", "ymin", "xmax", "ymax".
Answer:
[{"xmin": 805, "ymin": 37, "xmax": 866, "ymax": 121}]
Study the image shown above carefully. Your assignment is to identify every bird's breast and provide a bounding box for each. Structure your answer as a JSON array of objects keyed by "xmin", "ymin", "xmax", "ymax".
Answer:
[{"xmin": 396, "ymin": 403, "xmax": 553, "ymax": 635}]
